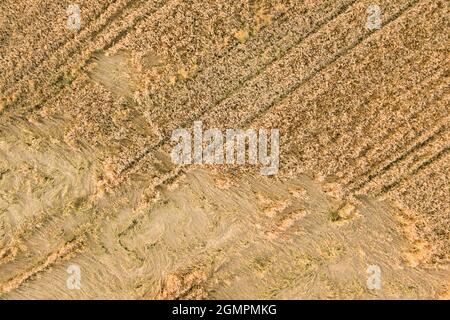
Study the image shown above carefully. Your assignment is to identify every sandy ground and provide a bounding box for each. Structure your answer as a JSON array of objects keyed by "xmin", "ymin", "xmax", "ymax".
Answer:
[{"xmin": 0, "ymin": 0, "xmax": 449, "ymax": 299}]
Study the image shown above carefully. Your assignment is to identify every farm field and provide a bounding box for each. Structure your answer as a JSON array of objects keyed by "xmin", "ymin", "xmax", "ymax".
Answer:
[{"xmin": 0, "ymin": 0, "xmax": 448, "ymax": 299}]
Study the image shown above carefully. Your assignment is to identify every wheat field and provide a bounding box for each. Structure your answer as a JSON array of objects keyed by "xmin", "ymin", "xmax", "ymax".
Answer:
[{"xmin": 0, "ymin": 0, "xmax": 449, "ymax": 299}]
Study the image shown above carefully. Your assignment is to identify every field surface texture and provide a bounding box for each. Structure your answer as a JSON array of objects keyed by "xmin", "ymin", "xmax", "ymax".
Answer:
[{"xmin": 0, "ymin": 0, "xmax": 449, "ymax": 299}]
